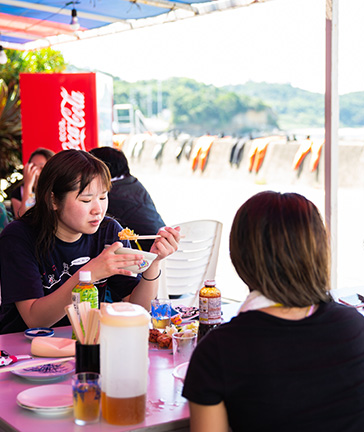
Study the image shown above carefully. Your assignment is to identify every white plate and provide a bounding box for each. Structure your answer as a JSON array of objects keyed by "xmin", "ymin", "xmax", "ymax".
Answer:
[
  {"xmin": 174, "ymin": 306, "xmax": 199, "ymax": 321},
  {"xmin": 17, "ymin": 401, "xmax": 73, "ymax": 416},
  {"xmin": 12, "ymin": 360, "xmax": 75, "ymax": 382},
  {"xmin": 17, "ymin": 384, "xmax": 73, "ymax": 415},
  {"xmin": 172, "ymin": 362, "xmax": 189, "ymax": 382}
]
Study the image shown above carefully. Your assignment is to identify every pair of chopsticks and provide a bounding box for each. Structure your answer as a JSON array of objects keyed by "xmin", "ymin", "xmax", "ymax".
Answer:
[
  {"xmin": 137, "ymin": 235, "xmax": 185, "ymax": 240},
  {"xmin": 121, "ymin": 234, "xmax": 161, "ymax": 251},
  {"xmin": 65, "ymin": 302, "xmax": 100, "ymax": 345},
  {"xmin": 137, "ymin": 235, "xmax": 161, "ymax": 240}
]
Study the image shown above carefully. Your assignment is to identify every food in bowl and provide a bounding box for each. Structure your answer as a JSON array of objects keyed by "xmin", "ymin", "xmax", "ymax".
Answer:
[
  {"xmin": 148, "ymin": 322, "xmax": 199, "ymax": 349},
  {"xmin": 113, "ymin": 245, "xmax": 157, "ymax": 274}
]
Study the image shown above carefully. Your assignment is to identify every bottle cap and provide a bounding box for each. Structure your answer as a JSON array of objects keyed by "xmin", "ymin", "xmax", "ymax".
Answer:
[
  {"xmin": 79, "ymin": 271, "xmax": 92, "ymax": 283},
  {"xmin": 204, "ymin": 279, "xmax": 216, "ymax": 287}
]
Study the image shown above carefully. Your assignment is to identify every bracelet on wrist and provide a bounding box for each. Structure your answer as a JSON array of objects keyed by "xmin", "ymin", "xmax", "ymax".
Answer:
[{"xmin": 142, "ymin": 270, "xmax": 161, "ymax": 281}]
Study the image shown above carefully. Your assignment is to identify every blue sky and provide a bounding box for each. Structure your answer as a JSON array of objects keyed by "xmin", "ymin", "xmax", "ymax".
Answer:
[{"xmin": 58, "ymin": 0, "xmax": 364, "ymax": 95}]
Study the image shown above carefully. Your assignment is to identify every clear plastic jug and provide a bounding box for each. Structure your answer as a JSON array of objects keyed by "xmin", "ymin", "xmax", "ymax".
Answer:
[{"xmin": 99, "ymin": 302, "xmax": 150, "ymax": 425}]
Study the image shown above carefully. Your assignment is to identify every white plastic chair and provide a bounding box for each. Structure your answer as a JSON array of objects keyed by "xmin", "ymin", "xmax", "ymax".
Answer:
[{"xmin": 158, "ymin": 220, "xmax": 222, "ymax": 305}]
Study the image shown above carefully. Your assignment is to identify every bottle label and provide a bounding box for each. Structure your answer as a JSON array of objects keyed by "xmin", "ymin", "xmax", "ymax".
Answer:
[
  {"xmin": 199, "ymin": 296, "xmax": 221, "ymax": 325},
  {"xmin": 72, "ymin": 288, "xmax": 98, "ymax": 318}
]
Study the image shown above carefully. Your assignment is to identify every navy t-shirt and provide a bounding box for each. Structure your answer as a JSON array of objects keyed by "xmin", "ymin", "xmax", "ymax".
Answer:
[
  {"xmin": 0, "ymin": 216, "xmax": 141, "ymax": 334},
  {"xmin": 183, "ymin": 301, "xmax": 364, "ymax": 431}
]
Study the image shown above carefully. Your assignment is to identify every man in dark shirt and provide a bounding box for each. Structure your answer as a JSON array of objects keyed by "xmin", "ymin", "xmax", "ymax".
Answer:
[{"xmin": 90, "ymin": 147, "xmax": 165, "ymax": 252}]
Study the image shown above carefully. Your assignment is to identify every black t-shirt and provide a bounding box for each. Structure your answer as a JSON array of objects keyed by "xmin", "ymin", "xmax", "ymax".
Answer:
[
  {"xmin": 183, "ymin": 301, "xmax": 364, "ymax": 431},
  {"xmin": 0, "ymin": 217, "xmax": 141, "ymax": 334}
]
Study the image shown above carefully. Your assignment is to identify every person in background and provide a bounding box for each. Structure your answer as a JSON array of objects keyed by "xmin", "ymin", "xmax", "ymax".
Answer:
[
  {"xmin": 89, "ymin": 147, "xmax": 165, "ymax": 252},
  {"xmin": 183, "ymin": 191, "xmax": 364, "ymax": 432},
  {"xmin": 11, "ymin": 148, "xmax": 55, "ymax": 218},
  {"xmin": 0, "ymin": 202, "xmax": 11, "ymax": 233},
  {"xmin": 0, "ymin": 149, "xmax": 180, "ymax": 334}
]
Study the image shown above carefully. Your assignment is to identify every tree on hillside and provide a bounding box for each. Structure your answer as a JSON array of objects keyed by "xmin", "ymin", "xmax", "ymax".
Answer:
[
  {"xmin": 228, "ymin": 82, "xmax": 325, "ymax": 129},
  {"xmin": 0, "ymin": 48, "xmax": 66, "ymax": 86},
  {"xmin": 168, "ymin": 79, "xmax": 277, "ymax": 135},
  {"xmin": 340, "ymin": 92, "xmax": 364, "ymax": 127},
  {"xmin": 112, "ymin": 76, "xmax": 277, "ymax": 135}
]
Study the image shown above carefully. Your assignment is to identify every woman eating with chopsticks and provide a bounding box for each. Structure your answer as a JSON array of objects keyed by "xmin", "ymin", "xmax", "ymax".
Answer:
[{"xmin": 0, "ymin": 149, "xmax": 180, "ymax": 334}]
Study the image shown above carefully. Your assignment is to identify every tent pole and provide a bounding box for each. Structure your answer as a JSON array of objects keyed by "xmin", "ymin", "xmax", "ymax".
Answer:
[{"xmin": 325, "ymin": 0, "xmax": 339, "ymax": 291}]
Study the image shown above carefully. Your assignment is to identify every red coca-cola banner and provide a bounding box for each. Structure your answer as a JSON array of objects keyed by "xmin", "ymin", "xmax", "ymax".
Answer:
[{"xmin": 20, "ymin": 72, "xmax": 109, "ymax": 164}]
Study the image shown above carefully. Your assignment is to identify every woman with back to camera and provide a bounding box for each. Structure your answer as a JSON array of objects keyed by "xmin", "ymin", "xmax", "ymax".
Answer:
[
  {"xmin": 0, "ymin": 149, "xmax": 180, "ymax": 334},
  {"xmin": 183, "ymin": 191, "xmax": 364, "ymax": 432},
  {"xmin": 11, "ymin": 147, "xmax": 55, "ymax": 218}
]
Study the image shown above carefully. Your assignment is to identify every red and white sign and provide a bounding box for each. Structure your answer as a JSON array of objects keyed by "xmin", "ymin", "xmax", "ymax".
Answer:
[
  {"xmin": 20, "ymin": 72, "xmax": 113, "ymax": 163},
  {"xmin": 59, "ymin": 86, "xmax": 87, "ymax": 151}
]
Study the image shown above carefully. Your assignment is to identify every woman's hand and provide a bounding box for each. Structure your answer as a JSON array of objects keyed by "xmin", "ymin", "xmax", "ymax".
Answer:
[
  {"xmin": 84, "ymin": 242, "xmax": 144, "ymax": 281},
  {"xmin": 15, "ymin": 163, "xmax": 42, "ymax": 218},
  {"xmin": 150, "ymin": 226, "xmax": 181, "ymax": 261},
  {"xmin": 23, "ymin": 162, "xmax": 41, "ymax": 192}
]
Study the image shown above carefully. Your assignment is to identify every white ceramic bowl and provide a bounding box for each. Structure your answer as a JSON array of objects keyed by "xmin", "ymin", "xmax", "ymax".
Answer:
[{"xmin": 113, "ymin": 246, "xmax": 157, "ymax": 274}]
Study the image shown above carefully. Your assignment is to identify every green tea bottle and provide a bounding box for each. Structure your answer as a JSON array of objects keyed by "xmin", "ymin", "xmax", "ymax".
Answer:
[{"xmin": 71, "ymin": 271, "xmax": 98, "ymax": 340}]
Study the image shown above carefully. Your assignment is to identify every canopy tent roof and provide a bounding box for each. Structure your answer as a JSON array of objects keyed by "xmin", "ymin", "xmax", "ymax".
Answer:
[{"xmin": 0, "ymin": 0, "xmax": 270, "ymax": 50}]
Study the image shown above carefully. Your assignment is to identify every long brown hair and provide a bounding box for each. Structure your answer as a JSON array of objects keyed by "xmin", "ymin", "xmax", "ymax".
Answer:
[
  {"xmin": 229, "ymin": 191, "xmax": 330, "ymax": 307},
  {"xmin": 23, "ymin": 149, "xmax": 111, "ymax": 262}
]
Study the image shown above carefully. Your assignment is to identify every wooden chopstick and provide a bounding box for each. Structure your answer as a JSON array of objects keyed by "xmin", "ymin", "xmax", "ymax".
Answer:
[
  {"xmin": 65, "ymin": 304, "xmax": 84, "ymax": 344},
  {"xmin": 136, "ymin": 235, "xmax": 185, "ymax": 240},
  {"xmin": 136, "ymin": 235, "xmax": 161, "ymax": 240},
  {"xmin": 84, "ymin": 309, "xmax": 100, "ymax": 344},
  {"xmin": 79, "ymin": 301, "xmax": 91, "ymax": 336}
]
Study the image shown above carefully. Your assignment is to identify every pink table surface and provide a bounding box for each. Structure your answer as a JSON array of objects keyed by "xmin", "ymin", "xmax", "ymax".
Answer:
[{"xmin": 0, "ymin": 303, "xmax": 240, "ymax": 432}]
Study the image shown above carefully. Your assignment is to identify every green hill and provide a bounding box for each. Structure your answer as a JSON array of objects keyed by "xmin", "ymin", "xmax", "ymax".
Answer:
[
  {"xmin": 67, "ymin": 65, "xmax": 364, "ymax": 132},
  {"xmin": 340, "ymin": 92, "xmax": 364, "ymax": 127},
  {"xmin": 225, "ymin": 81, "xmax": 364, "ymax": 130},
  {"xmin": 224, "ymin": 82, "xmax": 324, "ymax": 129}
]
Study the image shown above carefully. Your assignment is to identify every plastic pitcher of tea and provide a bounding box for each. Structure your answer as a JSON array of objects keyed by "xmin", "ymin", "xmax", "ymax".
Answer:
[{"xmin": 99, "ymin": 302, "xmax": 150, "ymax": 425}]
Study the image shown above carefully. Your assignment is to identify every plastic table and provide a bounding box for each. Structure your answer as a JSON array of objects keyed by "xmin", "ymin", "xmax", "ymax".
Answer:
[{"xmin": 0, "ymin": 302, "xmax": 240, "ymax": 432}]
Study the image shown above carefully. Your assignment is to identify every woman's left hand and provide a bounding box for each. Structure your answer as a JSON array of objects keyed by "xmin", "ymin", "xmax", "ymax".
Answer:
[{"xmin": 150, "ymin": 226, "xmax": 180, "ymax": 260}]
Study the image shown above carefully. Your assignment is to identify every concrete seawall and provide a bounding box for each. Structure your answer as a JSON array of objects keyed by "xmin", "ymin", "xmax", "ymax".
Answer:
[
  {"xmin": 118, "ymin": 133, "xmax": 364, "ymax": 300},
  {"xmin": 123, "ymin": 135, "xmax": 364, "ymax": 189}
]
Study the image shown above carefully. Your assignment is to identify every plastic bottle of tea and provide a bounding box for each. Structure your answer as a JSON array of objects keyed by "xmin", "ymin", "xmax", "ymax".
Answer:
[
  {"xmin": 198, "ymin": 279, "xmax": 221, "ymax": 342},
  {"xmin": 71, "ymin": 271, "xmax": 98, "ymax": 339}
]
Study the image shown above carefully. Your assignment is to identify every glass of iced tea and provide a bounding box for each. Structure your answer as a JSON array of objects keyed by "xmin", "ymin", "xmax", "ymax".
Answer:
[
  {"xmin": 151, "ymin": 299, "xmax": 171, "ymax": 330},
  {"xmin": 72, "ymin": 372, "xmax": 101, "ymax": 425}
]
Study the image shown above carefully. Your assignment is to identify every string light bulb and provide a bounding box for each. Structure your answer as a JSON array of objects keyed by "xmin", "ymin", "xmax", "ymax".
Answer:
[
  {"xmin": 0, "ymin": 46, "xmax": 7, "ymax": 65},
  {"xmin": 70, "ymin": 8, "xmax": 80, "ymax": 31}
]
